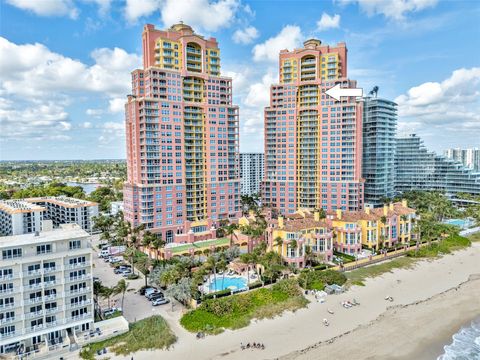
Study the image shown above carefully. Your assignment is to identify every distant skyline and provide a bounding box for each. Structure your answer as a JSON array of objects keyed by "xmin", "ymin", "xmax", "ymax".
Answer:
[{"xmin": 0, "ymin": 0, "xmax": 479, "ymax": 160}]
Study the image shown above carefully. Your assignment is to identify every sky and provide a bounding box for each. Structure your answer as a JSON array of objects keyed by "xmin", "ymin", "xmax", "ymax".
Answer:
[{"xmin": 0, "ymin": 0, "xmax": 479, "ymax": 160}]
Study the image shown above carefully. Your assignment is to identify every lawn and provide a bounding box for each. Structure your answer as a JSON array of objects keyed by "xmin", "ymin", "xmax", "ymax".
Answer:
[
  {"xmin": 298, "ymin": 269, "xmax": 347, "ymax": 290},
  {"xmin": 406, "ymin": 234, "xmax": 471, "ymax": 258},
  {"xmin": 345, "ymin": 234, "xmax": 473, "ymax": 286},
  {"xmin": 345, "ymin": 257, "xmax": 416, "ymax": 286},
  {"xmin": 79, "ymin": 316, "xmax": 177, "ymax": 360},
  {"xmin": 180, "ymin": 278, "xmax": 308, "ymax": 334}
]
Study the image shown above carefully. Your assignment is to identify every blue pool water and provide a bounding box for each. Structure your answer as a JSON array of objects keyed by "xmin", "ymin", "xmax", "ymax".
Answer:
[
  {"xmin": 208, "ymin": 276, "xmax": 248, "ymax": 292},
  {"xmin": 444, "ymin": 218, "xmax": 474, "ymax": 229}
]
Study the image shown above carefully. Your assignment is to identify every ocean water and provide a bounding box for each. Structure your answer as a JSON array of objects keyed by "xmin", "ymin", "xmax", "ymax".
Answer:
[{"xmin": 438, "ymin": 317, "xmax": 480, "ymax": 360}]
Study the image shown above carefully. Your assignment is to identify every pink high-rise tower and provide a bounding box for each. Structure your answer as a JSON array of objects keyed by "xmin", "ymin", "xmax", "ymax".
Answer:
[
  {"xmin": 124, "ymin": 23, "xmax": 240, "ymax": 244},
  {"xmin": 262, "ymin": 39, "xmax": 364, "ymax": 214}
]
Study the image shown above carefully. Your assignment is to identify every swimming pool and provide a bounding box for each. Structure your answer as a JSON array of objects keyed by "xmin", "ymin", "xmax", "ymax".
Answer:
[
  {"xmin": 444, "ymin": 218, "xmax": 474, "ymax": 229},
  {"xmin": 208, "ymin": 276, "xmax": 248, "ymax": 292}
]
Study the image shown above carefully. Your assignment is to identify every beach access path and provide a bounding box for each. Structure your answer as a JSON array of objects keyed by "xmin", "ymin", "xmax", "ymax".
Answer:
[{"xmin": 109, "ymin": 240, "xmax": 480, "ymax": 360}]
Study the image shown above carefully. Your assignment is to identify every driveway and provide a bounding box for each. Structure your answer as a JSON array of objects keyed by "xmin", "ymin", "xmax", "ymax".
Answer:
[{"xmin": 90, "ymin": 236, "xmax": 185, "ymax": 324}]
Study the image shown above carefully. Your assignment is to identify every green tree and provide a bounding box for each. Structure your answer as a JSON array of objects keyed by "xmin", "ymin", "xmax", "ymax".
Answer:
[{"xmin": 113, "ymin": 279, "xmax": 129, "ymax": 311}]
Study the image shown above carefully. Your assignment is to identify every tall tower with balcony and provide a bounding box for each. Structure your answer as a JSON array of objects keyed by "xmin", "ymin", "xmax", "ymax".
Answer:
[
  {"xmin": 124, "ymin": 24, "xmax": 240, "ymax": 245},
  {"xmin": 262, "ymin": 39, "xmax": 364, "ymax": 214}
]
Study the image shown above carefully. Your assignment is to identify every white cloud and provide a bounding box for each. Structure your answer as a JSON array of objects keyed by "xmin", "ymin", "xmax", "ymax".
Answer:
[
  {"xmin": 80, "ymin": 121, "xmax": 93, "ymax": 128},
  {"xmin": 0, "ymin": 98, "xmax": 72, "ymax": 140},
  {"xmin": 98, "ymin": 121, "xmax": 125, "ymax": 144},
  {"xmin": 6, "ymin": 0, "xmax": 79, "ymax": 19},
  {"xmin": 108, "ymin": 98, "xmax": 125, "ymax": 113},
  {"xmin": 244, "ymin": 71, "xmax": 276, "ymax": 108},
  {"xmin": 83, "ymin": 0, "xmax": 112, "ymax": 16},
  {"xmin": 317, "ymin": 13, "xmax": 341, "ymax": 31},
  {"xmin": 86, "ymin": 109, "xmax": 103, "ymax": 116},
  {"xmin": 395, "ymin": 67, "xmax": 480, "ymax": 135},
  {"xmin": 124, "ymin": 0, "xmax": 241, "ymax": 31},
  {"xmin": 338, "ymin": 0, "xmax": 438, "ymax": 20},
  {"xmin": 124, "ymin": 0, "xmax": 161, "ymax": 23},
  {"xmin": 233, "ymin": 26, "xmax": 259, "ymax": 44},
  {"xmin": 0, "ymin": 37, "xmax": 140, "ymax": 99},
  {"xmin": 0, "ymin": 37, "xmax": 140, "ymax": 142},
  {"xmin": 252, "ymin": 25, "xmax": 303, "ymax": 62}
]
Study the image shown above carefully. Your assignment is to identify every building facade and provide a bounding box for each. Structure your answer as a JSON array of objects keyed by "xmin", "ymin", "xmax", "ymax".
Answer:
[
  {"xmin": 395, "ymin": 135, "xmax": 480, "ymax": 196},
  {"xmin": 266, "ymin": 201, "xmax": 415, "ymax": 267},
  {"xmin": 362, "ymin": 97, "xmax": 397, "ymax": 207},
  {"xmin": 0, "ymin": 201, "xmax": 44, "ymax": 236},
  {"xmin": 240, "ymin": 153, "xmax": 264, "ymax": 196},
  {"xmin": 123, "ymin": 23, "xmax": 240, "ymax": 245},
  {"xmin": 0, "ymin": 224, "xmax": 94, "ymax": 358},
  {"xmin": 330, "ymin": 201, "xmax": 415, "ymax": 254},
  {"xmin": 262, "ymin": 39, "xmax": 364, "ymax": 215},
  {"xmin": 444, "ymin": 148, "xmax": 480, "ymax": 172},
  {"xmin": 266, "ymin": 209, "xmax": 334, "ymax": 268},
  {"xmin": 25, "ymin": 197, "xmax": 99, "ymax": 233}
]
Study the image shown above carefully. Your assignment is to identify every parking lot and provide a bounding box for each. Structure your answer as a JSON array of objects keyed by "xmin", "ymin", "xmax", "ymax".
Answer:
[{"xmin": 90, "ymin": 237, "xmax": 184, "ymax": 324}]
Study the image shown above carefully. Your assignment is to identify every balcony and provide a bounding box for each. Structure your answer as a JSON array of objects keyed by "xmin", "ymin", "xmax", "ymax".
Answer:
[
  {"xmin": 65, "ymin": 262, "xmax": 90, "ymax": 270},
  {"xmin": 25, "ymin": 297, "xmax": 43, "ymax": 305},
  {"xmin": 67, "ymin": 299, "xmax": 92, "ymax": 310},
  {"xmin": 26, "ymin": 310, "xmax": 44, "ymax": 319}
]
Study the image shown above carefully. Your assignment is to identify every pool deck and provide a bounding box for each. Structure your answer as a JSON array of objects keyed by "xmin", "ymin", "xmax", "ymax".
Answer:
[{"xmin": 201, "ymin": 274, "xmax": 250, "ymax": 294}]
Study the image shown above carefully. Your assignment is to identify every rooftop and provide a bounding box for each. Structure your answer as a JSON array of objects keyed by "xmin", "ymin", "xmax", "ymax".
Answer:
[
  {"xmin": 0, "ymin": 224, "xmax": 90, "ymax": 248},
  {"xmin": 26, "ymin": 196, "xmax": 98, "ymax": 208},
  {"xmin": 0, "ymin": 200, "xmax": 45, "ymax": 214}
]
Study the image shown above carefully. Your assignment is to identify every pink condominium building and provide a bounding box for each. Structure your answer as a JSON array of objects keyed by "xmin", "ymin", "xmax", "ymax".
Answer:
[
  {"xmin": 262, "ymin": 39, "xmax": 364, "ymax": 214},
  {"xmin": 124, "ymin": 23, "xmax": 240, "ymax": 244}
]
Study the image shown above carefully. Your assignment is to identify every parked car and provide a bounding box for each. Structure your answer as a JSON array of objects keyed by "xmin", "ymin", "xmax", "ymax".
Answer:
[
  {"xmin": 98, "ymin": 250, "xmax": 110, "ymax": 258},
  {"xmin": 121, "ymin": 270, "xmax": 133, "ymax": 277},
  {"xmin": 108, "ymin": 256, "xmax": 123, "ymax": 264},
  {"xmin": 144, "ymin": 288, "xmax": 159, "ymax": 297},
  {"xmin": 152, "ymin": 298, "xmax": 170, "ymax": 306},
  {"xmin": 140, "ymin": 286, "xmax": 155, "ymax": 295},
  {"xmin": 93, "ymin": 276, "xmax": 100, "ymax": 282},
  {"xmin": 147, "ymin": 291, "xmax": 164, "ymax": 301},
  {"xmin": 102, "ymin": 307, "xmax": 121, "ymax": 317},
  {"xmin": 114, "ymin": 265, "xmax": 131, "ymax": 274}
]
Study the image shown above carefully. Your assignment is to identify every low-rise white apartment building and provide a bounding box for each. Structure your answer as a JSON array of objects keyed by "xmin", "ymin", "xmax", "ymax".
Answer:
[
  {"xmin": 25, "ymin": 197, "xmax": 99, "ymax": 233},
  {"xmin": 0, "ymin": 201, "xmax": 44, "ymax": 236},
  {"xmin": 110, "ymin": 201, "xmax": 124, "ymax": 216},
  {"xmin": 0, "ymin": 224, "xmax": 94, "ymax": 358}
]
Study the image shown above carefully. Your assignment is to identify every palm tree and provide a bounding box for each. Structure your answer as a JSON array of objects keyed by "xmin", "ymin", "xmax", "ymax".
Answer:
[
  {"xmin": 369, "ymin": 85, "xmax": 379, "ymax": 97},
  {"xmin": 205, "ymin": 254, "xmax": 221, "ymax": 291},
  {"xmin": 113, "ymin": 279, "xmax": 129, "ymax": 311},
  {"xmin": 136, "ymin": 255, "xmax": 153, "ymax": 288},
  {"xmin": 304, "ymin": 244, "xmax": 314, "ymax": 267},
  {"xmin": 93, "ymin": 280, "xmax": 103, "ymax": 316},
  {"xmin": 100, "ymin": 286, "xmax": 114, "ymax": 309},
  {"xmin": 124, "ymin": 246, "xmax": 137, "ymax": 276},
  {"xmin": 223, "ymin": 223, "xmax": 239, "ymax": 248},
  {"xmin": 240, "ymin": 253, "xmax": 253, "ymax": 285}
]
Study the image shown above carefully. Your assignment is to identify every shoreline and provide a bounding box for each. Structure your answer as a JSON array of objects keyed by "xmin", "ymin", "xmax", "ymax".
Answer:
[
  {"xmin": 279, "ymin": 275, "xmax": 480, "ymax": 360},
  {"xmin": 111, "ymin": 242, "xmax": 480, "ymax": 360}
]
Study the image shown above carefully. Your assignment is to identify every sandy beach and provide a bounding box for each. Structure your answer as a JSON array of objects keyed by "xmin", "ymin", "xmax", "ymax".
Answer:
[{"xmin": 112, "ymin": 241, "xmax": 480, "ymax": 360}]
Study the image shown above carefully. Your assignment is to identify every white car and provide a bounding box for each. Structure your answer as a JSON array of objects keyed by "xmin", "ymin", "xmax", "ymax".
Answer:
[{"xmin": 152, "ymin": 298, "xmax": 169, "ymax": 306}]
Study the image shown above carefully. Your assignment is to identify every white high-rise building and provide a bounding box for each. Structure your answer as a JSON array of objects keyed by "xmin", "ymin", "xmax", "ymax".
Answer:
[
  {"xmin": 0, "ymin": 224, "xmax": 94, "ymax": 358},
  {"xmin": 240, "ymin": 153, "xmax": 264, "ymax": 196},
  {"xmin": 444, "ymin": 148, "xmax": 480, "ymax": 172},
  {"xmin": 0, "ymin": 201, "xmax": 45, "ymax": 236}
]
